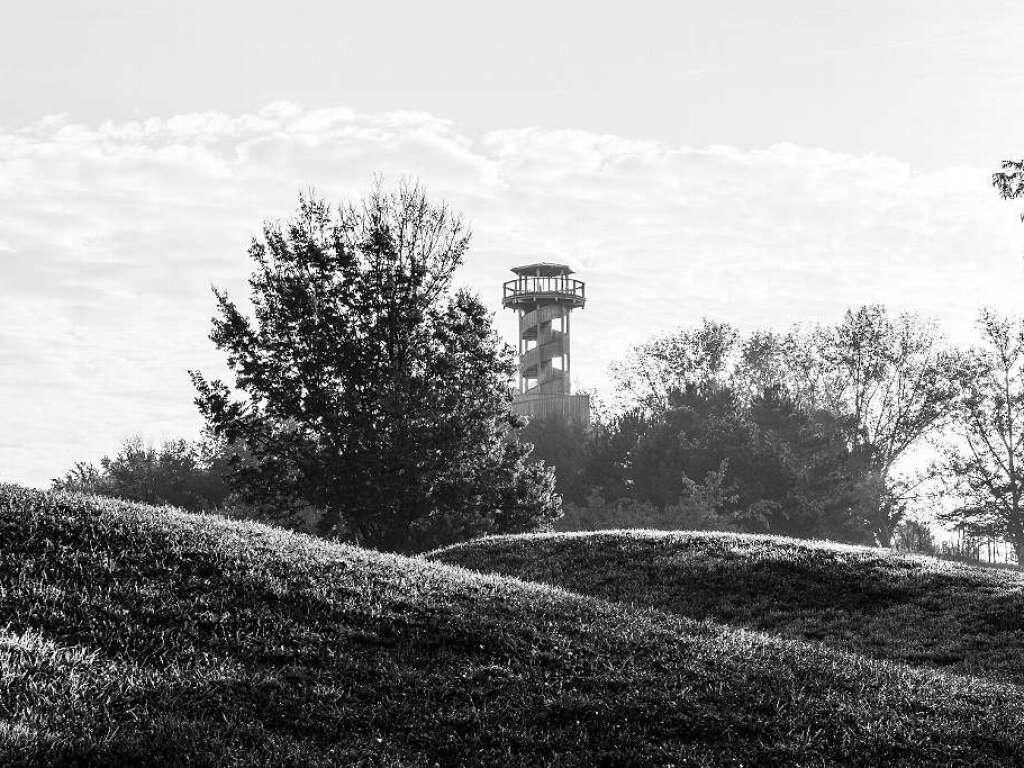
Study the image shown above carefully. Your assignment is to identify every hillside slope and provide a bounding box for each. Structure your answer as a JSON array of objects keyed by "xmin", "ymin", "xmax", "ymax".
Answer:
[
  {"xmin": 2, "ymin": 486, "xmax": 1023, "ymax": 767},
  {"xmin": 429, "ymin": 530, "xmax": 1024, "ymax": 685}
]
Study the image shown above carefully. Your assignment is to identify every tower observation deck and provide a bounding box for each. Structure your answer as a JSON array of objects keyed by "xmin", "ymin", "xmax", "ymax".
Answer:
[{"xmin": 502, "ymin": 263, "xmax": 590, "ymax": 425}]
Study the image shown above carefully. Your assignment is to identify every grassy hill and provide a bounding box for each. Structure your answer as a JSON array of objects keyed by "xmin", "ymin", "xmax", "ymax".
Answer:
[
  {"xmin": 1, "ymin": 486, "xmax": 1023, "ymax": 767},
  {"xmin": 428, "ymin": 530, "xmax": 1024, "ymax": 686}
]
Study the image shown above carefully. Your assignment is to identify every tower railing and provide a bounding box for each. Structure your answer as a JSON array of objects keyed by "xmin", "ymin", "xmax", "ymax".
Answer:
[{"xmin": 502, "ymin": 276, "xmax": 585, "ymax": 307}]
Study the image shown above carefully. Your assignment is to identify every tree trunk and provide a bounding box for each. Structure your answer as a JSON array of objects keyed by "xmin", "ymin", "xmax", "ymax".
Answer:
[
  {"xmin": 862, "ymin": 469, "xmax": 892, "ymax": 547},
  {"xmin": 1013, "ymin": 539, "xmax": 1024, "ymax": 568}
]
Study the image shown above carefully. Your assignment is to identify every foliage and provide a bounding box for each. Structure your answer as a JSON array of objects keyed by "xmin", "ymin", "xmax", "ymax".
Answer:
[
  {"xmin": 555, "ymin": 467, "xmax": 737, "ymax": 533},
  {"xmin": 751, "ymin": 308, "xmax": 955, "ymax": 543},
  {"xmin": 3, "ymin": 485, "xmax": 1024, "ymax": 766},
  {"xmin": 432, "ymin": 529, "xmax": 1024, "ymax": 686},
  {"xmin": 818, "ymin": 307, "xmax": 954, "ymax": 521},
  {"xmin": 939, "ymin": 309, "xmax": 1024, "ymax": 562},
  {"xmin": 993, "ymin": 158, "xmax": 1024, "ymax": 220},
  {"xmin": 746, "ymin": 385, "xmax": 870, "ymax": 540},
  {"xmin": 516, "ymin": 416, "xmax": 591, "ymax": 505},
  {"xmin": 609, "ymin": 318, "xmax": 739, "ymax": 411},
  {"xmin": 570, "ymin": 410, "xmax": 650, "ymax": 504},
  {"xmin": 611, "ymin": 306, "xmax": 956, "ymax": 545},
  {"xmin": 51, "ymin": 435, "xmax": 231, "ymax": 511},
  {"xmin": 891, "ymin": 518, "xmax": 937, "ymax": 555},
  {"xmin": 190, "ymin": 183, "xmax": 558, "ymax": 552},
  {"xmin": 548, "ymin": 384, "xmax": 871, "ymax": 542}
]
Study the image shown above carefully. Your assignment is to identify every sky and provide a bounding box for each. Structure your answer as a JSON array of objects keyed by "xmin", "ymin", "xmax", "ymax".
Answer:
[{"xmin": 3, "ymin": 0, "xmax": 1024, "ymax": 487}]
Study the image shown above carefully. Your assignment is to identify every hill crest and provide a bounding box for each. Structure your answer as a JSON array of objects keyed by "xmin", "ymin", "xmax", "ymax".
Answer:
[{"xmin": 2, "ymin": 485, "xmax": 1022, "ymax": 766}]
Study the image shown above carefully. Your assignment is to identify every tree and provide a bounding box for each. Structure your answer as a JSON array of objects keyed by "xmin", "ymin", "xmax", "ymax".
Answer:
[
  {"xmin": 516, "ymin": 417, "xmax": 590, "ymax": 506},
  {"xmin": 736, "ymin": 308, "xmax": 955, "ymax": 544},
  {"xmin": 567, "ymin": 370, "xmax": 871, "ymax": 541},
  {"xmin": 575, "ymin": 409, "xmax": 650, "ymax": 504},
  {"xmin": 190, "ymin": 183, "xmax": 559, "ymax": 552},
  {"xmin": 939, "ymin": 309, "xmax": 1024, "ymax": 562},
  {"xmin": 626, "ymin": 385, "xmax": 752, "ymax": 510},
  {"xmin": 746, "ymin": 386, "xmax": 869, "ymax": 542},
  {"xmin": 625, "ymin": 384, "xmax": 868, "ymax": 540},
  {"xmin": 812, "ymin": 306, "xmax": 957, "ymax": 544},
  {"xmin": 891, "ymin": 518, "xmax": 937, "ymax": 556},
  {"xmin": 734, "ymin": 326, "xmax": 829, "ymax": 410},
  {"xmin": 993, "ymin": 159, "xmax": 1024, "ymax": 220},
  {"xmin": 52, "ymin": 435, "xmax": 232, "ymax": 511},
  {"xmin": 610, "ymin": 319, "xmax": 739, "ymax": 411},
  {"xmin": 609, "ymin": 308, "xmax": 953, "ymax": 544}
]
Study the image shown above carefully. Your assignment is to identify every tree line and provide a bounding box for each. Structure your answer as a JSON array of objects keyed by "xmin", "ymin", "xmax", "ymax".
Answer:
[
  {"xmin": 51, "ymin": 170, "xmax": 1024, "ymax": 559},
  {"xmin": 523, "ymin": 307, "xmax": 1024, "ymax": 562},
  {"xmin": 57, "ymin": 183, "xmax": 559, "ymax": 553}
]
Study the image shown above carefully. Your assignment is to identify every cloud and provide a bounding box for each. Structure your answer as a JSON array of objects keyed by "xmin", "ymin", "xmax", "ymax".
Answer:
[{"xmin": 1, "ymin": 103, "xmax": 1020, "ymax": 486}]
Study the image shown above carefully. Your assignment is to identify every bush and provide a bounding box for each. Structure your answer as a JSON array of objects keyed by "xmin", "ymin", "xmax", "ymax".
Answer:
[
  {"xmin": 52, "ymin": 436, "xmax": 232, "ymax": 512},
  {"xmin": 555, "ymin": 465, "xmax": 737, "ymax": 533}
]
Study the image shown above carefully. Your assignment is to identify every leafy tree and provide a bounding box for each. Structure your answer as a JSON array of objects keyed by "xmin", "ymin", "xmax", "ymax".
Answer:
[
  {"xmin": 632, "ymin": 385, "xmax": 868, "ymax": 540},
  {"xmin": 559, "ymin": 380, "xmax": 870, "ymax": 542},
  {"xmin": 516, "ymin": 417, "xmax": 591, "ymax": 506},
  {"xmin": 993, "ymin": 159, "xmax": 1024, "ymax": 220},
  {"xmin": 734, "ymin": 326, "xmax": 829, "ymax": 410},
  {"xmin": 746, "ymin": 386, "xmax": 869, "ymax": 542},
  {"xmin": 939, "ymin": 309, "xmax": 1024, "ymax": 562},
  {"xmin": 605, "ymin": 309, "xmax": 955, "ymax": 544},
  {"xmin": 585, "ymin": 411, "xmax": 649, "ymax": 499},
  {"xmin": 627, "ymin": 385, "xmax": 752, "ymax": 510},
  {"xmin": 813, "ymin": 306, "xmax": 956, "ymax": 544},
  {"xmin": 735, "ymin": 307, "xmax": 956, "ymax": 544},
  {"xmin": 52, "ymin": 436, "xmax": 232, "ymax": 511},
  {"xmin": 610, "ymin": 319, "xmax": 739, "ymax": 411},
  {"xmin": 891, "ymin": 518, "xmax": 937, "ymax": 555},
  {"xmin": 190, "ymin": 183, "xmax": 559, "ymax": 552}
]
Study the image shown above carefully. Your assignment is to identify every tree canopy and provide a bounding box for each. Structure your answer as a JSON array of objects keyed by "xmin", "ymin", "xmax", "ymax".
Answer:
[
  {"xmin": 940, "ymin": 309, "xmax": 1024, "ymax": 561},
  {"xmin": 598, "ymin": 307, "xmax": 956, "ymax": 544},
  {"xmin": 52, "ymin": 436, "xmax": 231, "ymax": 512},
  {"xmin": 191, "ymin": 183, "xmax": 559, "ymax": 552}
]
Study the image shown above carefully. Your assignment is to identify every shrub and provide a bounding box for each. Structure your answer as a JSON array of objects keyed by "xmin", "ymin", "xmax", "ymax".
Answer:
[{"xmin": 52, "ymin": 435, "xmax": 232, "ymax": 512}]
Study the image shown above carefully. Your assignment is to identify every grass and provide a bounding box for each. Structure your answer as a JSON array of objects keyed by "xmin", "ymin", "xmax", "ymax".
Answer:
[
  {"xmin": 428, "ymin": 529, "xmax": 1024, "ymax": 686},
  {"xmin": 0, "ymin": 485, "xmax": 1022, "ymax": 766}
]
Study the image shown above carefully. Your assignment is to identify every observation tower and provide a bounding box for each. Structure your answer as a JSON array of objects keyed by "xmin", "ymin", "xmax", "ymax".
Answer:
[{"xmin": 502, "ymin": 263, "xmax": 590, "ymax": 425}]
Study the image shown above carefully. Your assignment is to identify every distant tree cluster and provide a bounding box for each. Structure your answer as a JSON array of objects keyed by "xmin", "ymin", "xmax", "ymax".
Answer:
[
  {"xmin": 524, "ymin": 387, "xmax": 873, "ymax": 544},
  {"xmin": 52, "ymin": 436, "xmax": 232, "ymax": 512},
  {"xmin": 60, "ymin": 302, "xmax": 1024, "ymax": 559},
  {"xmin": 525, "ymin": 307, "xmax": 958, "ymax": 547},
  {"xmin": 48, "ymin": 165, "xmax": 1024, "ymax": 560},
  {"xmin": 936, "ymin": 310, "xmax": 1024, "ymax": 563},
  {"xmin": 513, "ymin": 162, "xmax": 1024, "ymax": 558}
]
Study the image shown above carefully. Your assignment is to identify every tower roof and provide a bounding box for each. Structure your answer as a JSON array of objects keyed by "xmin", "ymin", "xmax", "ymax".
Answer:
[{"xmin": 510, "ymin": 262, "xmax": 574, "ymax": 277}]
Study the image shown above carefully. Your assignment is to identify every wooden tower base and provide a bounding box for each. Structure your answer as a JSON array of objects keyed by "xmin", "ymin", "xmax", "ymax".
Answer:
[{"xmin": 511, "ymin": 393, "xmax": 590, "ymax": 425}]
